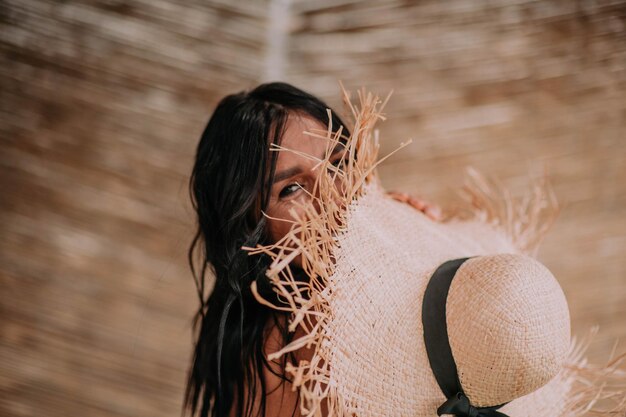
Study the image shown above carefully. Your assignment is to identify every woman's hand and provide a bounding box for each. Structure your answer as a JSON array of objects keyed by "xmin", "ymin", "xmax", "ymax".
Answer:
[{"xmin": 386, "ymin": 191, "xmax": 443, "ymax": 221}]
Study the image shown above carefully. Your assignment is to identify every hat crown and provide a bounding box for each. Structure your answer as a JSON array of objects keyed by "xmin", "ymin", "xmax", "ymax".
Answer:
[{"xmin": 446, "ymin": 253, "xmax": 571, "ymax": 407}]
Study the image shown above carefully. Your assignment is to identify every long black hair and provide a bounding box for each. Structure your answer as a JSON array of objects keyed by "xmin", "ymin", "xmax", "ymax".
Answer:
[{"xmin": 182, "ymin": 82, "xmax": 350, "ymax": 417}]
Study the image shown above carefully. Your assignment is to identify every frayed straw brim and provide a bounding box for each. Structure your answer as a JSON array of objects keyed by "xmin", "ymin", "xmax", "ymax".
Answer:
[{"xmin": 243, "ymin": 83, "xmax": 626, "ymax": 417}]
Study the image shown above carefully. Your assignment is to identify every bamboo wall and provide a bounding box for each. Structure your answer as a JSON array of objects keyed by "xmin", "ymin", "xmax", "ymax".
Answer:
[{"xmin": 1, "ymin": 1, "xmax": 624, "ymax": 416}]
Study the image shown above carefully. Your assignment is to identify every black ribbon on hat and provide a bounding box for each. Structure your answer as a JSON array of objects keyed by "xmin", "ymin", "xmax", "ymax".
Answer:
[
  {"xmin": 421, "ymin": 257, "xmax": 511, "ymax": 417},
  {"xmin": 438, "ymin": 392, "xmax": 509, "ymax": 417}
]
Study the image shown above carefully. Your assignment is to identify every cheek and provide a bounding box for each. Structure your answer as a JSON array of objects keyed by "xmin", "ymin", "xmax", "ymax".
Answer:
[
  {"xmin": 267, "ymin": 217, "xmax": 291, "ymax": 243},
  {"xmin": 265, "ymin": 204, "xmax": 306, "ymax": 269},
  {"xmin": 267, "ymin": 172, "xmax": 348, "ymax": 243},
  {"xmin": 266, "ymin": 179, "xmax": 346, "ymax": 243},
  {"xmin": 266, "ymin": 200, "xmax": 307, "ymax": 243}
]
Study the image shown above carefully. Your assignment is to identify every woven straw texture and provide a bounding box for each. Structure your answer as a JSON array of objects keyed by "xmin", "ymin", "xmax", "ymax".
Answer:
[
  {"xmin": 326, "ymin": 181, "xmax": 571, "ymax": 415},
  {"xmin": 243, "ymin": 85, "xmax": 626, "ymax": 417},
  {"xmin": 448, "ymin": 254, "xmax": 571, "ymax": 406},
  {"xmin": 2, "ymin": 2, "xmax": 624, "ymax": 414}
]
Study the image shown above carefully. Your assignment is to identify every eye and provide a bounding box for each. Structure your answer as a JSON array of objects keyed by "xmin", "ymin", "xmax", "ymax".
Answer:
[
  {"xmin": 279, "ymin": 182, "xmax": 303, "ymax": 199},
  {"xmin": 330, "ymin": 156, "xmax": 347, "ymax": 169}
]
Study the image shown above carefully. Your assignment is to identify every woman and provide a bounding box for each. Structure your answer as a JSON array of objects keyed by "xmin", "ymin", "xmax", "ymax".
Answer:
[{"xmin": 182, "ymin": 82, "xmax": 441, "ymax": 417}]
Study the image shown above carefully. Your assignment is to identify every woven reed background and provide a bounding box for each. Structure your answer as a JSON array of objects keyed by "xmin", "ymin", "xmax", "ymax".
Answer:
[{"xmin": 0, "ymin": 1, "xmax": 624, "ymax": 416}]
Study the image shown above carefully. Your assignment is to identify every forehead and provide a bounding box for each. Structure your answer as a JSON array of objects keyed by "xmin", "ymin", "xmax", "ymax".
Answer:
[{"xmin": 276, "ymin": 113, "xmax": 328, "ymax": 165}]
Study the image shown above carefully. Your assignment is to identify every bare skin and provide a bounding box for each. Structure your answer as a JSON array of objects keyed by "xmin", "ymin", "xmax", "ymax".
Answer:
[
  {"xmin": 263, "ymin": 112, "xmax": 442, "ymax": 268},
  {"xmin": 261, "ymin": 112, "xmax": 349, "ymax": 268},
  {"xmin": 235, "ymin": 111, "xmax": 443, "ymax": 417}
]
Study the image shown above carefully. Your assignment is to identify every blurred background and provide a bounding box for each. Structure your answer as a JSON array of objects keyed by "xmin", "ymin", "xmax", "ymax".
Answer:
[{"xmin": 1, "ymin": 0, "xmax": 624, "ymax": 416}]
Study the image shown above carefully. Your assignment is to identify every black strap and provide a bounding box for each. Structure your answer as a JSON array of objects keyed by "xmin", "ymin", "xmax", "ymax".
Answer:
[
  {"xmin": 437, "ymin": 392, "xmax": 510, "ymax": 417},
  {"xmin": 421, "ymin": 257, "xmax": 510, "ymax": 417}
]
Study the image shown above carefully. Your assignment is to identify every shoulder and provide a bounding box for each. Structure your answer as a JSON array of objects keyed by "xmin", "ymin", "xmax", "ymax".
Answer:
[
  {"xmin": 263, "ymin": 314, "xmax": 318, "ymax": 417},
  {"xmin": 231, "ymin": 313, "xmax": 313, "ymax": 417}
]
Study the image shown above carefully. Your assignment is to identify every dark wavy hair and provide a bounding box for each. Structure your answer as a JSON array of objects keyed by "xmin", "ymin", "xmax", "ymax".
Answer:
[{"xmin": 182, "ymin": 82, "xmax": 350, "ymax": 417}]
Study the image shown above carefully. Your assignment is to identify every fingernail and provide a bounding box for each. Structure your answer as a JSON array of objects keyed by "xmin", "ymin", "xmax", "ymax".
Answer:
[{"xmin": 427, "ymin": 206, "xmax": 442, "ymax": 219}]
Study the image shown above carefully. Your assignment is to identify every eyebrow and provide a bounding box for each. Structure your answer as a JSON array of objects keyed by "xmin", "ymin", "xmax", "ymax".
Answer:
[{"xmin": 269, "ymin": 141, "xmax": 346, "ymax": 187}]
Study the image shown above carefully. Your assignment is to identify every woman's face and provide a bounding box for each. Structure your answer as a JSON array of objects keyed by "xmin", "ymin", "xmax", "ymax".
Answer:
[{"xmin": 263, "ymin": 112, "xmax": 347, "ymax": 265}]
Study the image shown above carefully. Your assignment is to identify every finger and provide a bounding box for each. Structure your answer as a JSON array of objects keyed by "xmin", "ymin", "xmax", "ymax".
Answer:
[
  {"xmin": 409, "ymin": 198, "xmax": 427, "ymax": 209},
  {"xmin": 425, "ymin": 205, "xmax": 442, "ymax": 221}
]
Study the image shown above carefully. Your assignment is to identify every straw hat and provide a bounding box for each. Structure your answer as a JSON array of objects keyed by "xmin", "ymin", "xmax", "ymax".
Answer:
[{"xmin": 243, "ymin": 85, "xmax": 626, "ymax": 417}]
